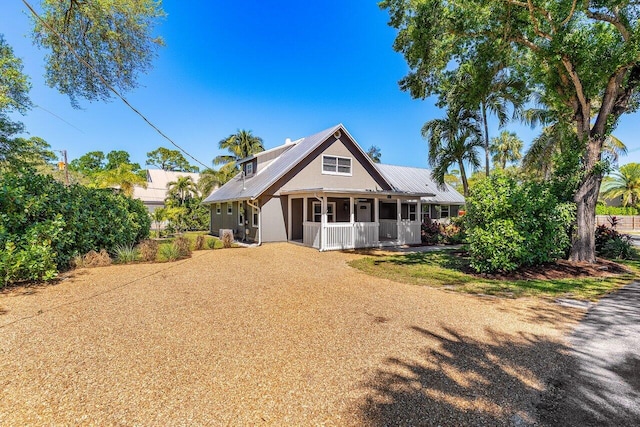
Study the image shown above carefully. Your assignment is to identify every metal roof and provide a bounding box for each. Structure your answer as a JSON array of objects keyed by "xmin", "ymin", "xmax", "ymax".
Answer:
[
  {"xmin": 375, "ymin": 164, "xmax": 465, "ymax": 204},
  {"xmin": 203, "ymin": 124, "xmax": 393, "ymax": 204}
]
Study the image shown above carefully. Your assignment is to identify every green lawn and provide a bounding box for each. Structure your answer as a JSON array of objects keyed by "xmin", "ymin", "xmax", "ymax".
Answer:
[{"xmin": 349, "ymin": 250, "xmax": 639, "ymax": 301}]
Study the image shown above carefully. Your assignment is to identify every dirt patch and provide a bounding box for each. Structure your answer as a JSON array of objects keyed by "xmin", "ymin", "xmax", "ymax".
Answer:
[{"xmin": 478, "ymin": 258, "xmax": 630, "ymax": 281}]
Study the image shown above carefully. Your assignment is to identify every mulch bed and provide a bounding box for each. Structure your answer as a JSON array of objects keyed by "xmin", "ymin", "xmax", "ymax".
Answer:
[{"xmin": 479, "ymin": 258, "xmax": 630, "ymax": 281}]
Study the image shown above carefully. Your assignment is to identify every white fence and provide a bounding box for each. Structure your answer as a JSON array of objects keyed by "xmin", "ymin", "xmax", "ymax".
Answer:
[
  {"xmin": 303, "ymin": 222, "xmax": 321, "ymax": 249},
  {"xmin": 354, "ymin": 223, "xmax": 379, "ymax": 249},
  {"xmin": 379, "ymin": 219, "xmax": 397, "ymax": 239},
  {"xmin": 398, "ymin": 221, "xmax": 421, "ymax": 245},
  {"xmin": 302, "ymin": 221, "xmax": 419, "ymax": 250}
]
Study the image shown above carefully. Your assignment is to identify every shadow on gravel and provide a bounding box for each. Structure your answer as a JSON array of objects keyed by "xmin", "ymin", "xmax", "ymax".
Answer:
[
  {"xmin": 538, "ymin": 283, "xmax": 640, "ymax": 427},
  {"xmin": 358, "ymin": 325, "xmax": 571, "ymax": 426}
]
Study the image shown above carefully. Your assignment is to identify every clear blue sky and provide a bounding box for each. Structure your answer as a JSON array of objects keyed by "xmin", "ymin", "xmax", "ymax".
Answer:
[{"xmin": 1, "ymin": 1, "xmax": 638, "ymax": 170}]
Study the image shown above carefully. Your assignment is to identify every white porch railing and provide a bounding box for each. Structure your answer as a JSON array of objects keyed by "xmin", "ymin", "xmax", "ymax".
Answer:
[
  {"xmin": 302, "ymin": 221, "xmax": 418, "ymax": 250},
  {"xmin": 379, "ymin": 219, "xmax": 397, "ymax": 239},
  {"xmin": 398, "ymin": 220, "xmax": 421, "ymax": 244},
  {"xmin": 324, "ymin": 223, "xmax": 354, "ymax": 250},
  {"xmin": 354, "ymin": 222, "xmax": 379, "ymax": 248},
  {"xmin": 303, "ymin": 222, "xmax": 321, "ymax": 249}
]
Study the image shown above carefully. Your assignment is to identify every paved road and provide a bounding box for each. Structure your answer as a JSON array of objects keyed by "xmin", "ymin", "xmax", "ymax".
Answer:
[{"xmin": 539, "ymin": 281, "xmax": 640, "ymax": 426}]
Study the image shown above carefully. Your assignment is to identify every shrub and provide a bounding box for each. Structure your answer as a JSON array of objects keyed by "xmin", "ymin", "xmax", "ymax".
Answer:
[
  {"xmin": 222, "ymin": 230, "xmax": 234, "ymax": 248},
  {"xmin": 159, "ymin": 243, "xmax": 180, "ymax": 261},
  {"xmin": 0, "ymin": 173, "xmax": 150, "ymax": 285},
  {"xmin": 173, "ymin": 236, "xmax": 191, "ymax": 258},
  {"xmin": 601, "ymin": 236, "xmax": 635, "ymax": 260},
  {"xmin": 113, "ymin": 244, "xmax": 139, "ymax": 264},
  {"xmin": 207, "ymin": 237, "xmax": 218, "ymax": 249},
  {"xmin": 596, "ymin": 204, "xmax": 640, "ymax": 216},
  {"xmin": 421, "ymin": 220, "xmax": 442, "ymax": 245},
  {"xmin": 464, "ymin": 172, "xmax": 574, "ymax": 273},
  {"xmin": 194, "ymin": 234, "xmax": 206, "ymax": 251},
  {"xmin": 138, "ymin": 239, "xmax": 159, "ymax": 262},
  {"xmin": 81, "ymin": 250, "xmax": 112, "ymax": 268}
]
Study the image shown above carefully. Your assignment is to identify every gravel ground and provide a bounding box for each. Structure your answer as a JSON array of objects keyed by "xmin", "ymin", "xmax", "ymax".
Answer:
[{"xmin": 0, "ymin": 243, "xmax": 582, "ymax": 426}]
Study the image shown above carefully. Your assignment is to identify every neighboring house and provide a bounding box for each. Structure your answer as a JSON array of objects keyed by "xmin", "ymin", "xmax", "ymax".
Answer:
[
  {"xmin": 202, "ymin": 124, "xmax": 464, "ymax": 251},
  {"xmin": 133, "ymin": 169, "xmax": 201, "ymax": 213}
]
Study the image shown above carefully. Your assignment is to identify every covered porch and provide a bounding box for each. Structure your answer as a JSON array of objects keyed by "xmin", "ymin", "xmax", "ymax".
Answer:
[{"xmin": 284, "ymin": 190, "xmax": 429, "ymax": 251}]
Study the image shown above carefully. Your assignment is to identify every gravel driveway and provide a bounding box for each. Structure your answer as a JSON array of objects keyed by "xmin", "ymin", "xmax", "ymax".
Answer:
[{"xmin": 0, "ymin": 243, "xmax": 582, "ymax": 426}]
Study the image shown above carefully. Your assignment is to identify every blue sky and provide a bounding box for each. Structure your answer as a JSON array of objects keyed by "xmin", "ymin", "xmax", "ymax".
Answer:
[{"xmin": 1, "ymin": 1, "xmax": 638, "ymax": 170}]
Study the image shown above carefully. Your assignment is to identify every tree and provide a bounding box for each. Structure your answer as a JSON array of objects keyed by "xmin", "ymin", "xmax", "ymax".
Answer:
[
  {"xmin": 422, "ymin": 107, "xmax": 482, "ymax": 197},
  {"xmin": 93, "ymin": 163, "xmax": 147, "ymax": 197},
  {"xmin": 146, "ymin": 147, "xmax": 197, "ymax": 172},
  {"xmin": 166, "ymin": 175, "xmax": 198, "ymax": 206},
  {"xmin": 214, "ymin": 130, "xmax": 264, "ymax": 169},
  {"xmin": 601, "ymin": 163, "xmax": 640, "ymax": 207},
  {"xmin": 366, "ymin": 145, "xmax": 382, "ymax": 163},
  {"xmin": 490, "ymin": 131, "xmax": 523, "ymax": 169},
  {"xmin": 106, "ymin": 150, "xmax": 138, "ymax": 170},
  {"xmin": 31, "ymin": 0, "xmax": 165, "ymax": 107},
  {"xmin": 68, "ymin": 151, "xmax": 106, "ymax": 175},
  {"xmin": 381, "ymin": 1, "xmax": 640, "ymax": 262}
]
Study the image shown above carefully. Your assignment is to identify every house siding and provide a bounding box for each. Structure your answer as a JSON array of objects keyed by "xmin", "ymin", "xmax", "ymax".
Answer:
[
  {"xmin": 261, "ymin": 196, "xmax": 288, "ymax": 242},
  {"xmin": 278, "ymin": 136, "xmax": 389, "ymax": 194}
]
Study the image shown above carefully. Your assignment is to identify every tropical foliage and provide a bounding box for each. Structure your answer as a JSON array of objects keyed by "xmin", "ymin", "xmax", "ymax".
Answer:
[
  {"xmin": 381, "ymin": 0, "xmax": 640, "ymax": 262},
  {"xmin": 146, "ymin": 147, "xmax": 198, "ymax": 172},
  {"xmin": 490, "ymin": 131, "xmax": 523, "ymax": 169},
  {"xmin": 422, "ymin": 106, "xmax": 482, "ymax": 197},
  {"xmin": 601, "ymin": 163, "xmax": 640, "ymax": 207},
  {"xmin": 0, "ymin": 173, "xmax": 150, "ymax": 285},
  {"xmin": 464, "ymin": 172, "xmax": 575, "ymax": 273},
  {"xmin": 214, "ymin": 130, "xmax": 264, "ymax": 169}
]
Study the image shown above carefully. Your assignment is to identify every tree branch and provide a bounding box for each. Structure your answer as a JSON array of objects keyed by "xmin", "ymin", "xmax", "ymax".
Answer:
[
  {"xmin": 561, "ymin": 56, "xmax": 590, "ymax": 121},
  {"xmin": 586, "ymin": 10, "xmax": 630, "ymax": 41},
  {"xmin": 560, "ymin": 0, "xmax": 578, "ymax": 26}
]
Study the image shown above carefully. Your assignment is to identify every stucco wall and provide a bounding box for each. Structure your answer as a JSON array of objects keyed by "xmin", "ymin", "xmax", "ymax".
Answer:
[{"xmin": 260, "ymin": 196, "xmax": 289, "ymax": 242}]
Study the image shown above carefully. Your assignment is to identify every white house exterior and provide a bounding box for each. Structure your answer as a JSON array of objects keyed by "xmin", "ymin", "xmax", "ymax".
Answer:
[{"xmin": 133, "ymin": 169, "xmax": 201, "ymax": 213}]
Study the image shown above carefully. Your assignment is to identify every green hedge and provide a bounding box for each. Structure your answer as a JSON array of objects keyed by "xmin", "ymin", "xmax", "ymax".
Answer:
[
  {"xmin": 0, "ymin": 173, "xmax": 150, "ymax": 285},
  {"xmin": 464, "ymin": 173, "xmax": 575, "ymax": 273},
  {"xmin": 595, "ymin": 204, "xmax": 640, "ymax": 216}
]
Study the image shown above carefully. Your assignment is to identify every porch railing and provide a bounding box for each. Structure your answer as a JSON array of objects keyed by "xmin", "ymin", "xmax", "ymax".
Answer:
[
  {"xmin": 398, "ymin": 220, "xmax": 421, "ymax": 244},
  {"xmin": 354, "ymin": 222, "xmax": 379, "ymax": 249},
  {"xmin": 324, "ymin": 223, "xmax": 354, "ymax": 250},
  {"xmin": 303, "ymin": 222, "xmax": 321, "ymax": 249},
  {"xmin": 379, "ymin": 219, "xmax": 397, "ymax": 239}
]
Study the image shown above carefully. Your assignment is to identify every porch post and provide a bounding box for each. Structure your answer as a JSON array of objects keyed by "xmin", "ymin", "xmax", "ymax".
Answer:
[
  {"xmin": 416, "ymin": 199, "xmax": 421, "ymax": 223},
  {"xmin": 303, "ymin": 197, "xmax": 307, "ymax": 223},
  {"xmin": 321, "ymin": 195, "xmax": 327, "ymax": 251},
  {"xmin": 287, "ymin": 196, "xmax": 292, "ymax": 242},
  {"xmin": 374, "ymin": 197, "xmax": 379, "ymax": 244},
  {"xmin": 350, "ymin": 196, "xmax": 355, "ymax": 249},
  {"xmin": 397, "ymin": 198, "xmax": 402, "ymax": 244}
]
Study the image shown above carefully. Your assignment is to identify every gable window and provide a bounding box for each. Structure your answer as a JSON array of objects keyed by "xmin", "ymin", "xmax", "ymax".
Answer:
[
  {"xmin": 216, "ymin": 203, "xmax": 221, "ymax": 215},
  {"xmin": 252, "ymin": 207, "xmax": 259, "ymax": 227},
  {"xmin": 322, "ymin": 155, "xmax": 352, "ymax": 176},
  {"xmin": 245, "ymin": 162, "xmax": 254, "ymax": 176},
  {"xmin": 312, "ymin": 201, "xmax": 336, "ymax": 223},
  {"xmin": 227, "ymin": 203, "xmax": 233, "ymax": 215}
]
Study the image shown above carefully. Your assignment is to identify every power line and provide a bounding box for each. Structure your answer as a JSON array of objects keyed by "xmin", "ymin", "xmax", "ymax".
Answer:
[
  {"xmin": 21, "ymin": 0, "xmax": 211, "ymax": 170},
  {"xmin": 34, "ymin": 103, "xmax": 84, "ymax": 133}
]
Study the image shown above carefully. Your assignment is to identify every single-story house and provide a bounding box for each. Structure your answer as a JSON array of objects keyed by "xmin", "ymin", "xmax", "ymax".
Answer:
[
  {"xmin": 133, "ymin": 169, "xmax": 201, "ymax": 213},
  {"xmin": 202, "ymin": 124, "xmax": 464, "ymax": 251}
]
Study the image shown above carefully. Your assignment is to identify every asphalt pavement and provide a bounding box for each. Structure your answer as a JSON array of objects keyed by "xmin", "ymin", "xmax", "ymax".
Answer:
[{"xmin": 539, "ymin": 281, "xmax": 640, "ymax": 426}]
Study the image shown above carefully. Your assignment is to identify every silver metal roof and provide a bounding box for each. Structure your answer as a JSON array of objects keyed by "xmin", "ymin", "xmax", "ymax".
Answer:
[
  {"xmin": 375, "ymin": 164, "xmax": 465, "ymax": 204},
  {"xmin": 203, "ymin": 124, "xmax": 393, "ymax": 204}
]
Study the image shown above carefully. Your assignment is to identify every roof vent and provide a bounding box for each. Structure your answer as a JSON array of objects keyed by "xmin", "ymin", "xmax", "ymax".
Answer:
[
  {"xmin": 285, "ymin": 138, "xmax": 293, "ymax": 145},
  {"xmin": 334, "ymin": 130, "xmax": 342, "ymax": 139}
]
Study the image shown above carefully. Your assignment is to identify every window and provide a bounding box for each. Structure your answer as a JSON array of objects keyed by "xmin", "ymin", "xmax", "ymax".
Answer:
[
  {"xmin": 252, "ymin": 207, "xmax": 259, "ymax": 227},
  {"xmin": 322, "ymin": 155, "xmax": 351, "ymax": 176},
  {"xmin": 312, "ymin": 201, "xmax": 336, "ymax": 222},
  {"xmin": 421, "ymin": 204, "xmax": 430, "ymax": 223},
  {"xmin": 409, "ymin": 204, "xmax": 417, "ymax": 221},
  {"xmin": 245, "ymin": 162, "xmax": 253, "ymax": 176},
  {"xmin": 216, "ymin": 203, "xmax": 221, "ymax": 215},
  {"xmin": 227, "ymin": 203, "xmax": 233, "ymax": 215},
  {"xmin": 441, "ymin": 205, "xmax": 450, "ymax": 218},
  {"xmin": 238, "ymin": 205, "xmax": 244, "ymax": 226}
]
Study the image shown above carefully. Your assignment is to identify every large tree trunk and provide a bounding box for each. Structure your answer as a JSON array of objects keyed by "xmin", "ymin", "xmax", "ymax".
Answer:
[
  {"xmin": 459, "ymin": 160, "xmax": 469, "ymax": 197},
  {"xmin": 570, "ymin": 132, "xmax": 604, "ymax": 262}
]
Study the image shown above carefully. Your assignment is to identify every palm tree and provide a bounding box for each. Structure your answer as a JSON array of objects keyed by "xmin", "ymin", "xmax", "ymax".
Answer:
[
  {"xmin": 523, "ymin": 123, "xmax": 627, "ymax": 180},
  {"xmin": 601, "ymin": 163, "xmax": 640, "ymax": 207},
  {"xmin": 197, "ymin": 164, "xmax": 238, "ymax": 196},
  {"xmin": 490, "ymin": 131, "xmax": 523, "ymax": 169},
  {"xmin": 166, "ymin": 175, "xmax": 198, "ymax": 206},
  {"xmin": 93, "ymin": 163, "xmax": 147, "ymax": 197},
  {"xmin": 214, "ymin": 130, "xmax": 265, "ymax": 169},
  {"xmin": 422, "ymin": 107, "xmax": 482, "ymax": 197}
]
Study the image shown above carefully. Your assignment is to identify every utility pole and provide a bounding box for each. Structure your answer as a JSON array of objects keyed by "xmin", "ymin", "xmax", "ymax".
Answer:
[{"xmin": 56, "ymin": 149, "xmax": 70, "ymax": 185}]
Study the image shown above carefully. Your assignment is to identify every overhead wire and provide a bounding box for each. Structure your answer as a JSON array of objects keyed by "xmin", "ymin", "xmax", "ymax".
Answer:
[{"xmin": 21, "ymin": 0, "xmax": 211, "ymax": 170}]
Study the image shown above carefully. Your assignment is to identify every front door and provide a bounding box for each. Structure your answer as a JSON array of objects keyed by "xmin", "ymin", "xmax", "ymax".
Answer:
[{"xmin": 356, "ymin": 202, "xmax": 371, "ymax": 222}]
